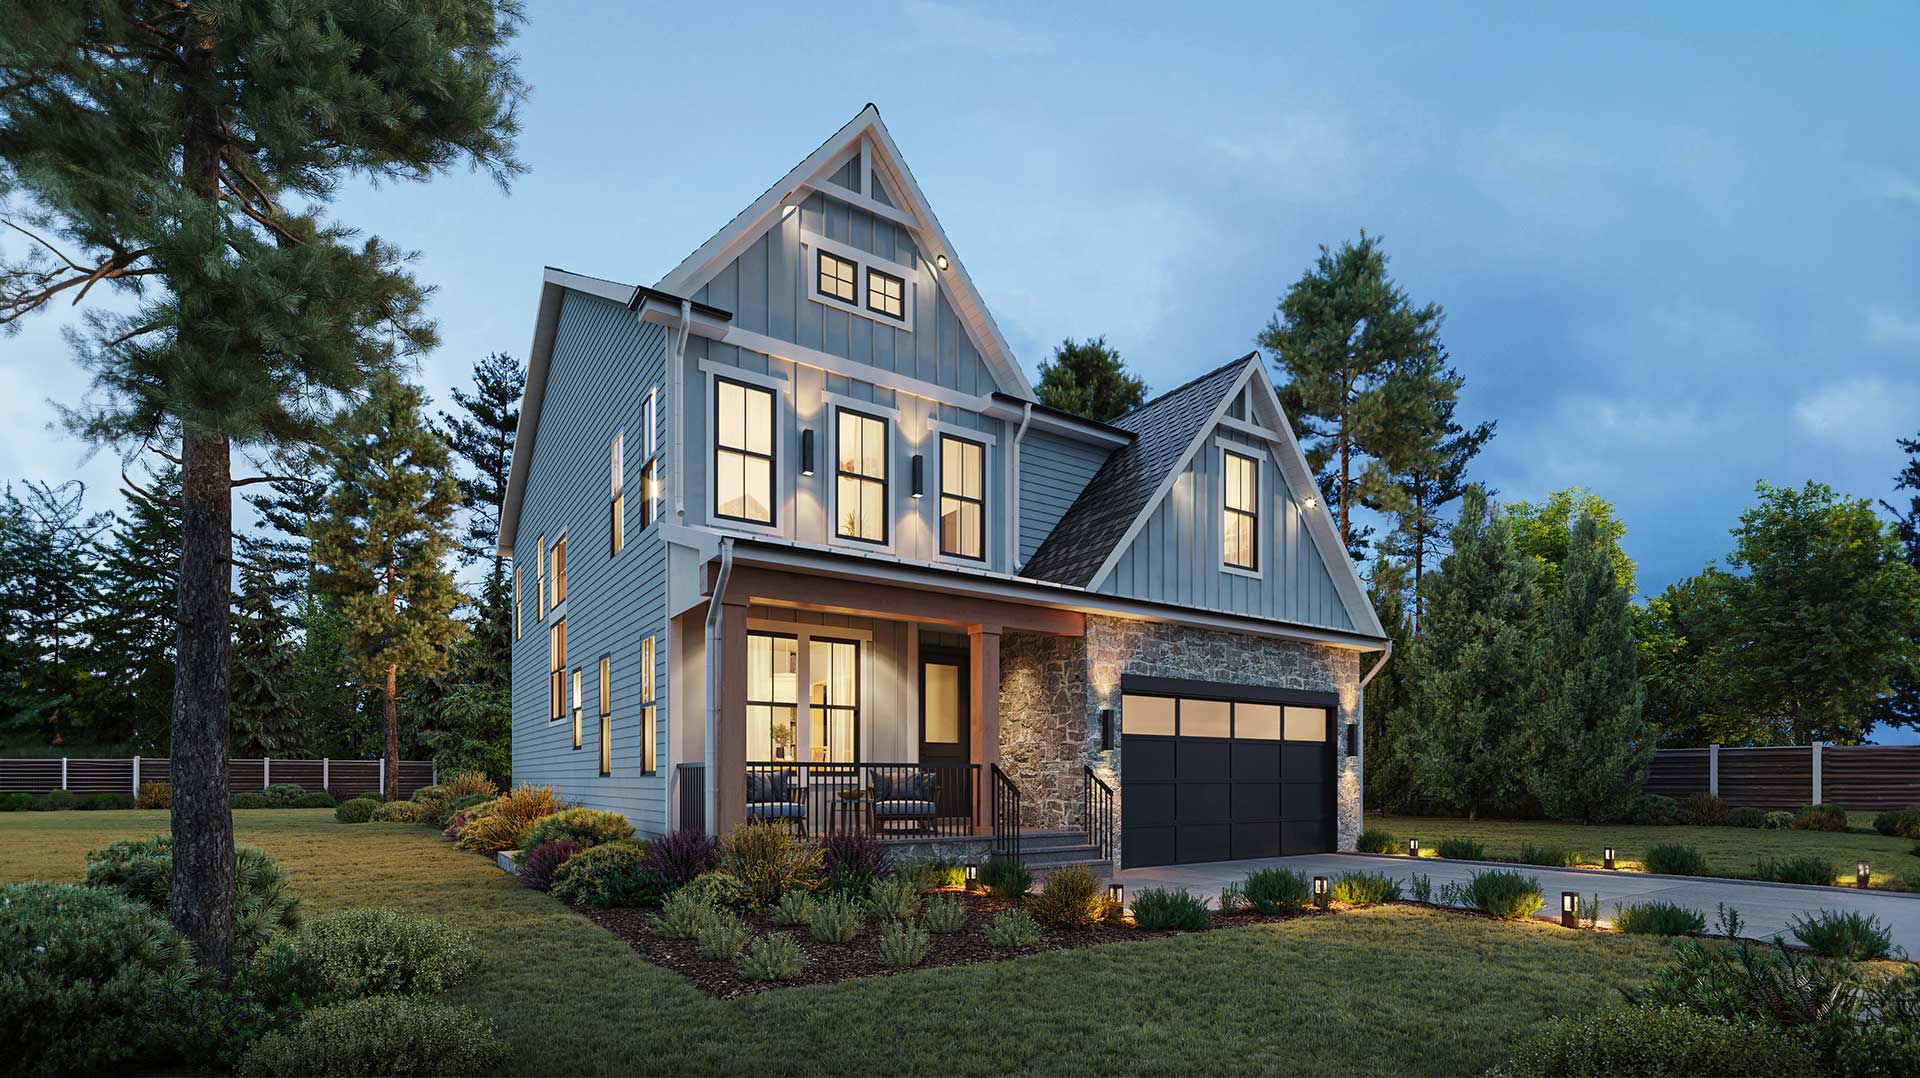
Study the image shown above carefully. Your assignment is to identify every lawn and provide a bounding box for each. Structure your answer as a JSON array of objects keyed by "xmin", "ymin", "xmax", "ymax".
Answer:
[
  {"xmin": 1369, "ymin": 813, "xmax": 1918, "ymax": 889},
  {"xmin": 5, "ymin": 809, "xmax": 1677, "ymax": 1076}
]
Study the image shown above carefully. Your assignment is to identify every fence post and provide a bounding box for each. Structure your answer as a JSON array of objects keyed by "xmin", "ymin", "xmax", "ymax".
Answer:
[
  {"xmin": 132, "ymin": 756, "xmax": 140, "ymax": 796},
  {"xmin": 1812, "ymin": 741, "xmax": 1823, "ymax": 804},
  {"xmin": 262, "ymin": 756, "xmax": 270, "ymax": 789},
  {"xmin": 1708, "ymin": 744, "xmax": 1719, "ymax": 797},
  {"xmin": 322, "ymin": 757, "xmax": 330, "ymax": 794},
  {"xmin": 378, "ymin": 758, "xmax": 386, "ymax": 797},
  {"xmin": 61, "ymin": 757, "xmax": 68, "ymax": 791}
]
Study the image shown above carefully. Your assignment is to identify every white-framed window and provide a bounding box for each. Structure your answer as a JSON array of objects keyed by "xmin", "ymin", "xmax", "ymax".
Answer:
[
  {"xmin": 535, "ymin": 534, "xmax": 546, "ymax": 618},
  {"xmin": 610, "ymin": 432, "xmax": 625, "ymax": 555},
  {"xmin": 802, "ymin": 230, "xmax": 915, "ymax": 332},
  {"xmin": 640, "ymin": 387, "xmax": 660, "ymax": 528},
  {"xmin": 714, "ymin": 377, "xmax": 775, "ymax": 525},
  {"xmin": 550, "ymin": 534, "xmax": 568, "ymax": 605},
  {"xmin": 571, "ymin": 667, "xmax": 583, "ymax": 750},
  {"xmin": 835, "ymin": 408, "xmax": 888, "ymax": 544},
  {"xmin": 597, "ymin": 656, "xmax": 612, "ymax": 776},
  {"xmin": 640, "ymin": 636, "xmax": 657, "ymax": 775},
  {"xmin": 547, "ymin": 619, "xmax": 566, "ymax": 722},
  {"xmin": 939, "ymin": 434, "xmax": 986, "ymax": 560},
  {"xmin": 817, "ymin": 250, "xmax": 857, "ymax": 305},
  {"xmin": 513, "ymin": 561, "xmax": 522, "ymax": 640},
  {"xmin": 866, "ymin": 267, "xmax": 905, "ymax": 321},
  {"xmin": 1223, "ymin": 449, "xmax": 1259, "ymax": 573}
]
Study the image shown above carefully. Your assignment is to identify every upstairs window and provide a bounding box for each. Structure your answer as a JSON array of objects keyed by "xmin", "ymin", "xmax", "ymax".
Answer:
[
  {"xmin": 536, "ymin": 535, "xmax": 546, "ymax": 618},
  {"xmin": 548, "ymin": 619, "xmax": 567, "ymax": 722},
  {"xmin": 640, "ymin": 388, "xmax": 660, "ymax": 529},
  {"xmin": 513, "ymin": 562, "xmax": 522, "ymax": 640},
  {"xmin": 551, "ymin": 535, "xmax": 568, "ymax": 606},
  {"xmin": 835, "ymin": 409, "xmax": 888, "ymax": 544},
  {"xmin": 939, "ymin": 434, "xmax": 985, "ymax": 560},
  {"xmin": 715, "ymin": 378, "xmax": 774, "ymax": 524},
  {"xmin": 1223, "ymin": 450, "xmax": 1259, "ymax": 571},
  {"xmin": 640, "ymin": 636, "xmax": 657, "ymax": 775},
  {"xmin": 866, "ymin": 268, "xmax": 905, "ymax": 320},
  {"xmin": 610, "ymin": 433, "xmax": 625, "ymax": 555},
  {"xmin": 817, "ymin": 251, "xmax": 857, "ymax": 304},
  {"xmin": 571, "ymin": 667, "xmax": 583, "ymax": 750}
]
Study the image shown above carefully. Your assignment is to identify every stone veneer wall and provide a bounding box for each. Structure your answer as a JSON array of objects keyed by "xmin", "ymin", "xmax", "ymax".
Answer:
[
  {"xmin": 1083, "ymin": 615, "xmax": 1364, "ymax": 866},
  {"xmin": 998, "ymin": 631, "xmax": 1089, "ymax": 831}
]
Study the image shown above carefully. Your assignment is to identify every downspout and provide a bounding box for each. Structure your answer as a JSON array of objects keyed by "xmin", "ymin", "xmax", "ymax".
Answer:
[
  {"xmin": 1009, "ymin": 402, "xmax": 1032, "ymax": 568},
  {"xmin": 1352, "ymin": 638, "xmax": 1393, "ymax": 834},
  {"xmin": 672, "ymin": 299, "xmax": 693, "ymax": 521},
  {"xmin": 701, "ymin": 536, "xmax": 735, "ymax": 836}
]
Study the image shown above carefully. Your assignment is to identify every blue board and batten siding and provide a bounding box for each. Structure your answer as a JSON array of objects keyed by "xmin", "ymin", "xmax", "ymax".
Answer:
[
  {"xmin": 1097, "ymin": 427, "xmax": 1354, "ymax": 631},
  {"xmin": 512, "ymin": 291, "xmax": 672, "ymax": 834},
  {"xmin": 1018, "ymin": 429, "xmax": 1110, "ymax": 566}
]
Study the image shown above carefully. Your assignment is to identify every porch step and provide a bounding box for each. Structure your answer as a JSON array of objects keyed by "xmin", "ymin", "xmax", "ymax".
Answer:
[{"xmin": 1015, "ymin": 844, "xmax": 1109, "ymax": 868}]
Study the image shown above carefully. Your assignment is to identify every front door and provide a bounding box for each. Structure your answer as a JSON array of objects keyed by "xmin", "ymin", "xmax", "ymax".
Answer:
[{"xmin": 918, "ymin": 649, "xmax": 970, "ymax": 819}]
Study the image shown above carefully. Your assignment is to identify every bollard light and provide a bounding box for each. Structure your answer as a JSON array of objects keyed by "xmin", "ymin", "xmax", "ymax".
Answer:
[
  {"xmin": 1561, "ymin": 892, "xmax": 1580, "ymax": 929},
  {"xmin": 1407, "ymin": 838, "xmax": 1420, "ymax": 857},
  {"xmin": 1858, "ymin": 862, "xmax": 1871, "ymax": 889},
  {"xmin": 1603, "ymin": 846, "xmax": 1616, "ymax": 871},
  {"xmin": 1108, "ymin": 882, "xmax": 1124, "ymax": 908},
  {"xmin": 965, "ymin": 863, "xmax": 978, "ymax": 889},
  {"xmin": 1313, "ymin": 875, "xmax": 1330, "ymax": 909}
]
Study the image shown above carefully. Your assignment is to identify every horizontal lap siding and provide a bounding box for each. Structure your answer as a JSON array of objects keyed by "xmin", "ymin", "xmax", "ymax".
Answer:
[{"xmin": 1019, "ymin": 429, "xmax": 1109, "ymax": 566}]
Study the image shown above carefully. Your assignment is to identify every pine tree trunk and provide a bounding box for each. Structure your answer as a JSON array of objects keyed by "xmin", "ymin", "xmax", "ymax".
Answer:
[
  {"xmin": 384, "ymin": 663, "xmax": 400, "ymax": 802},
  {"xmin": 169, "ymin": 428, "xmax": 236, "ymax": 973}
]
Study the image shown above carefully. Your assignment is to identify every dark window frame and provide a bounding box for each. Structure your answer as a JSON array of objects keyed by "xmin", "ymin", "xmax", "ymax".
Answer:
[
  {"xmin": 816, "ymin": 250, "xmax": 858, "ymax": 305},
  {"xmin": 938, "ymin": 433, "xmax": 987, "ymax": 561},
  {"xmin": 866, "ymin": 266, "xmax": 906, "ymax": 320},
  {"xmin": 834, "ymin": 406, "xmax": 890, "ymax": 545},
  {"xmin": 807, "ymin": 635, "xmax": 863, "ymax": 765},
  {"xmin": 747, "ymin": 630, "xmax": 801, "ymax": 763},
  {"xmin": 1222, "ymin": 449, "xmax": 1260, "ymax": 572},
  {"xmin": 713, "ymin": 376, "xmax": 777, "ymax": 526}
]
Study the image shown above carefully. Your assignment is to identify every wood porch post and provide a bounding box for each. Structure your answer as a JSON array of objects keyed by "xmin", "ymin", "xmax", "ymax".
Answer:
[
  {"xmin": 714, "ymin": 596, "xmax": 751, "ymax": 838},
  {"xmin": 969, "ymin": 624, "xmax": 1001, "ymax": 835}
]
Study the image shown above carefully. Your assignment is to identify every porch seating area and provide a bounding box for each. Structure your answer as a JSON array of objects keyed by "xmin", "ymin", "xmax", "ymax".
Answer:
[{"xmin": 743, "ymin": 760, "xmax": 980, "ymax": 840}]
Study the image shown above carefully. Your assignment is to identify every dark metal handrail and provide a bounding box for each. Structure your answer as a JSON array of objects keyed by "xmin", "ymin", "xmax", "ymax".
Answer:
[
  {"xmin": 1084, "ymin": 765, "xmax": 1114, "ymax": 862},
  {"xmin": 991, "ymin": 764, "xmax": 1021, "ymax": 863},
  {"xmin": 745, "ymin": 761, "xmax": 977, "ymax": 839}
]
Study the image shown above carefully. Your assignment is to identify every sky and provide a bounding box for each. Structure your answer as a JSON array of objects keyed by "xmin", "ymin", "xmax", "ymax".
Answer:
[{"xmin": 2, "ymin": 5, "xmax": 1916, "ymax": 680}]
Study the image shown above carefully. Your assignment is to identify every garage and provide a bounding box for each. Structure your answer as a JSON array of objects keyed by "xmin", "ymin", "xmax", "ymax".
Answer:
[{"xmin": 1118, "ymin": 676, "xmax": 1336, "ymax": 868}]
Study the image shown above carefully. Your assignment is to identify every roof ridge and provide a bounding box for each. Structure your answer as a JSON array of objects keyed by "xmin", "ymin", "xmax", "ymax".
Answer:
[{"xmin": 1113, "ymin": 351, "xmax": 1259, "ymax": 426}]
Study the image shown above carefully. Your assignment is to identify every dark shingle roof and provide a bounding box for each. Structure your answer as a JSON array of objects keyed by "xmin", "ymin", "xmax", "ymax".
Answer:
[{"xmin": 1019, "ymin": 354, "xmax": 1255, "ymax": 588}]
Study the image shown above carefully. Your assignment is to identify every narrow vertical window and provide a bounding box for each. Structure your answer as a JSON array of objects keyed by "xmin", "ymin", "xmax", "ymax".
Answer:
[
  {"xmin": 640, "ymin": 388, "xmax": 660, "ymax": 529},
  {"xmin": 835, "ymin": 409, "xmax": 888, "ymax": 543},
  {"xmin": 551, "ymin": 535, "xmax": 567, "ymax": 605},
  {"xmin": 640, "ymin": 636, "xmax": 657, "ymax": 775},
  {"xmin": 866, "ymin": 268, "xmax": 905, "ymax": 320},
  {"xmin": 536, "ymin": 534, "xmax": 546, "ymax": 618},
  {"xmin": 571, "ymin": 667, "xmax": 583, "ymax": 750},
  {"xmin": 817, "ymin": 251, "xmax": 857, "ymax": 304},
  {"xmin": 513, "ymin": 562, "xmax": 522, "ymax": 640},
  {"xmin": 610, "ymin": 433, "xmax": 625, "ymax": 555},
  {"xmin": 807, "ymin": 638, "xmax": 859, "ymax": 763},
  {"xmin": 1223, "ymin": 450, "xmax": 1259, "ymax": 571},
  {"xmin": 939, "ymin": 434, "xmax": 985, "ymax": 560},
  {"xmin": 598, "ymin": 656, "xmax": 612, "ymax": 776},
  {"xmin": 714, "ymin": 378, "xmax": 774, "ymax": 524},
  {"xmin": 746, "ymin": 632, "xmax": 799, "ymax": 762},
  {"xmin": 548, "ymin": 619, "xmax": 566, "ymax": 722}
]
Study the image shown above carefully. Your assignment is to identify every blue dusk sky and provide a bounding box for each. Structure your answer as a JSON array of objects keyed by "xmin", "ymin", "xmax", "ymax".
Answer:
[{"xmin": 2, "ymin": 5, "xmax": 1915, "ymax": 670}]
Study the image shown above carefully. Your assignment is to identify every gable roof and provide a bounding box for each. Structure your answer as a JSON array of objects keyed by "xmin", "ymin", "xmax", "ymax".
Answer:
[{"xmin": 652, "ymin": 104, "xmax": 1034, "ymax": 400}]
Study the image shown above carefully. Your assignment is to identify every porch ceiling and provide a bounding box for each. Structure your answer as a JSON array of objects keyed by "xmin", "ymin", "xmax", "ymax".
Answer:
[{"xmin": 709, "ymin": 563, "xmax": 1083, "ymax": 636}]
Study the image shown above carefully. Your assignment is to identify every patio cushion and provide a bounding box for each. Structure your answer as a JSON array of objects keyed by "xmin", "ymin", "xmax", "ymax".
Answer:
[
  {"xmin": 747, "ymin": 771, "xmax": 791, "ymax": 804},
  {"xmin": 747, "ymin": 802, "xmax": 806, "ymax": 820},
  {"xmin": 872, "ymin": 799, "xmax": 938, "ymax": 817},
  {"xmin": 871, "ymin": 771, "xmax": 937, "ymax": 801}
]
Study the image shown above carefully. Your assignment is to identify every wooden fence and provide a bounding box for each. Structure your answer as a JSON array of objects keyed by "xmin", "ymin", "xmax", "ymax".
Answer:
[
  {"xmin": 1644, "ymin": 743, "xmax": 1920, "ymax": 811},
  {"xmin": 0, "ymin": 757, "xmax": 436, "ymax": 800}
]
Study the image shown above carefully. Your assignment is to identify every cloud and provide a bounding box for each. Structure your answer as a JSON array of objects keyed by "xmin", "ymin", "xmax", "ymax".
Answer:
[
  {"xmin": 900, "ymin": 1, "xmax": 1053, "ymax": 58},
  {"xmin": 1868, "ymin": 309, "xmax": 1920, "ymax": 348},
  {"xmin": 1856, "ymin": 165, "xmax": 1920, "ymax": 207},
  {"xmin": 1792, "ymin": 377, "xmax": 1920, "ymax": 454}
]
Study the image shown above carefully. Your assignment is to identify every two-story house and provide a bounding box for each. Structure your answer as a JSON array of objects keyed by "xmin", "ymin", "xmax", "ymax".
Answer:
[{"xmin": 500, "ymin": 106, "xmax": 1389, "ymax": 870}]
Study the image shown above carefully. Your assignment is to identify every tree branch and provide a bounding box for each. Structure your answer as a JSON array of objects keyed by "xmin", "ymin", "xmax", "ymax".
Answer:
[
  {"xmin": 231, "ymin": 474, "xmax": 311, "ymax": 489},
  {"xmin": 122, "ymin": 466, "xmax": 182, "ymax": 509}
]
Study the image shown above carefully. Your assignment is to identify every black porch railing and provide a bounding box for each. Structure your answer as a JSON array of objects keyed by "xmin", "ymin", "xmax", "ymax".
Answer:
[
  {"xmin": 991, "ymin": 764, "xmax": 1021, "ymax": 862},
  {"xmin": 1083, "ymin": 765, "xmax": 1114, "ymax": 862},
  {"xmin": 745, "ymin": 761, "xmax": 978, "ymax": 840}
]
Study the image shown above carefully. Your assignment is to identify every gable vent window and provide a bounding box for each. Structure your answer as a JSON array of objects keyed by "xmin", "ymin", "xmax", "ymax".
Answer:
[
  {"xmin": 939, "ymin": 434, "xmax": 985, "ymax": 560},
  {"xmin": 866, "ymin": 268, "xmax": 905, "ymax": 321},
  {"xmin": 1223, "ymin": 450, "xmax": 1259, "ymax": 572},
  {"xmin": 715, "ymin": 378, "xmax": 775, "ymax": 525},
  {"xmin": 817, "ymin": 251, "xmax": 857, "ymax": 305},
  {"xmin": 835, "ymin": 409, "xmax": 888, "ymax": 544}
]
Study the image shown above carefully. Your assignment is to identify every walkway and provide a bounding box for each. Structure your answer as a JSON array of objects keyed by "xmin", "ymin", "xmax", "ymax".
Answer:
[{"xmin": 1111, "ymin": 852, "xmax": 1920, "ymax": 953}]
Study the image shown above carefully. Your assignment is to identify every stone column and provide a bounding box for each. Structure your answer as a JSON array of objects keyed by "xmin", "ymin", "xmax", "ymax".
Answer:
[
  {"xmin": 713, "ymin": 596, "xmax": 750, "ymax": 837},
  {"xmin": 970, "ymin": 624, "xmax": 1002, "ymax": 834}
]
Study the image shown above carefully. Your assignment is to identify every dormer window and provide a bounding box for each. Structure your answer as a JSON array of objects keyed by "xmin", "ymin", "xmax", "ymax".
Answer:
[
  {"xmin": 1223, "ymin": 450, "xmax": 1259, "ymax": 572},
  {"xmin": 817, "ymin": 251, "xmax": 857, "ymax": 304},
  {"xmin": 867, "ymin": 268, "xmax": 905, "ymax": 320}
]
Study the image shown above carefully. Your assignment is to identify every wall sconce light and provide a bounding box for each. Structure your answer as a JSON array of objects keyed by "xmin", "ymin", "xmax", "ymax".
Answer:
[
  {"xmin": 911, "ymin": 454, "xmax": 925, "ymax": 498},
  {"xmin": 1100, "ymin": 708, "xmax": 1113, "ymax": 750},
  {"xmin": 935, "ymin": 254, "xmax": 950, "ymax": 271},
  {"xmin": 1858, "ymin": 861, "xmax": 1871, "ymax": 889},
  {"xmin": 1107, "ymin": 882, "xmax": 1124, "ymax": 908},
  {"xmin": 1561, "ymin": 892, "xmax": 1580, "ymax": 929},
  {"xmin": 1345, "ymin": 723, "xmax": 1359, "ymax": 758},
  {"xmin": 1603, "ymin": 846, "xmax": 1616, "ymax": 871},
  {"xmin": 965, "ymin": 863, "xmax": 978, "ymax": 890},
  {"xmin": 799, "ymin": 428, "xmax": 816, "ymax": 476},
  {"xmin": 1313, "ymin": 875, "xmax": 1329, "ymax": 909},
  {"xmin": 1407, "ymin": 838, "xmax": 1420, "ymax": 857},
  {"xmin": 1303, "ymin": 496, "xmax": 1318, "ymax": 510}
]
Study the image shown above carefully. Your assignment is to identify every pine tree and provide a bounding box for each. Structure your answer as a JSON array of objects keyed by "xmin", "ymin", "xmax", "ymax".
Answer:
[
  {"xmin": 1377, "ymin": 387, "xmax": 1495, "ymax": 627},
  {"xmin": 436, "ymin": 351, "xmax": 524, "ymax": 570},
  {"xmin": 1526, "ymin": 515, "xmax": 1652, "ymax": 822},
  {"xmin": 312, "ymin": 375, "xmax": 464, "ymax": 801},
  {"xmin": 80, "ymin": 468, "xmax": 182, "ymax": 750},
  {"xmin": 1033, "ymin": 337, "xmax": 1147, "ymax": 422},
  {"xmin": 1362, "ymin": 558, "xmax": 1419, "ymax": 812},
  {"xmin": 0, "ymin": 1, "xmax": 523, "ymax": 970},
  {"xmin": 1260, "ymin": 233, "xmax": 1459, "ymax": 559},
  {"xmin": 240, "ymin": 465, "xmax": 331, "ymax": 607},
  {"xmin": 230, "ymin": 564, "xmax": 306, "ymax": 757},
  {"xmin": 1407, "ymin": 487, "xmax": 1538, "ymax": 818},
  {"xmin": 0, "ymin": 481, "xmax": 110, "ymax": 746}
]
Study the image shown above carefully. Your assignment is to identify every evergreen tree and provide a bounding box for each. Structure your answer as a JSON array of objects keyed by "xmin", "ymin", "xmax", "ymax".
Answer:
[
  {"xmin": 1362, "ymin": 558, "xmax": 1419, "ymax": 812},
  {"xmin": 0, "ymin": 1, "xmax": 524, "ymax": 970},
  {"xmin": 1033, "ymin": 336, "xmax": 1146, "ymax": 422},
  {"xmin": 0, "ymin": 481, "xmax": 110, "ymax": 746},
  {"xmin": 240, "ymin": 465, "xmax": 330, "ymax": 607},
  {"xmin": 1259, "ymin": 233, "xmax": 1459, "ymax": 559},
  {"xmin": 80, "ymin": 468, "xmax": 182, "ymax": 750},
  {"xmin": 1407, "ymin": 487, "xmax": 1538, "ymax": 818},
  {"xmin": 1526, "ymin": 515, "xmax": 1652, "ymax": 822},
  {"xmin": 286, "ymin": 592, "xmax": 362, "ymax": 757},
  {"xmin": 436, "ymin": 351, "xmax": 524, "ymax": 570},
  {"xmin": 1377, "ymin": 387, "xmax": 1495, "ymax": 627},
  {"xmin": 230, "ymin": 564, "xmax": 306, "ymax": 757},
  {"xmin": 312, "ymin": 375, "xmax": 464, "ymax": 801}
]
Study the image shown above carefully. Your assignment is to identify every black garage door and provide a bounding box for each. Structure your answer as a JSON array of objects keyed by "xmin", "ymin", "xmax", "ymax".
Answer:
[{"xmin": 1119, "ymin": 677, "xmax": 1337, "ymax": 869}]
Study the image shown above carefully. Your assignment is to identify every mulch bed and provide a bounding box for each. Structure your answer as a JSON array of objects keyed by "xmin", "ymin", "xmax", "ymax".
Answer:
[{"xmin": 579, "ymin": 888, "xmax": 1330, "ymax": 998}]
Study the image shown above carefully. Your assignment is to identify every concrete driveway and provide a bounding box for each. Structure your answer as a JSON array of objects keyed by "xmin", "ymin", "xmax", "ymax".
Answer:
[{"xmin": 1111, "ymin": 852, "xmax": 1920, "ymax": 953}]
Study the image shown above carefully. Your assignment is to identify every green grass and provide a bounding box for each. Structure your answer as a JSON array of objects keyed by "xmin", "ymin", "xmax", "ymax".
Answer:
[
  {"xmin": 4, "ymin": 810, "xmax": 1676, "ymax": 1076},
  {"xmin": 1372, "ymin": 813, "xmax": 1914, "ymax": 890}
]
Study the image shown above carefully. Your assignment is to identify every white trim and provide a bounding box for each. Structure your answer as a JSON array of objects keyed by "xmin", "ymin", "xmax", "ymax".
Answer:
[
  {"xmin": 742, "ymin": 619, "xmax": 874, "ymax": 765},
  {"xmin": 1217, "ymin": 442, "xmax": 1265, "ymax": 580},
  {"xmin": 802, "ymin": 228, "xmax": 917, "ymax": 286},
  {"xmin": 1212, "ymin": 433, "xmax": 1269, "ymax": 460},
  {"xmin": 718, "ymin": 325, "xmax": 988, "ymax": 412},
  {"xmin": 820, "ymin": 390, "xmax": 905, "ymax": 425},
  {"xmin": 928, "ymin": 429, "xmax": 991, "ymax": 568},
  {"xmin": 923, "ymin": 419, "xmax": 998, "ymax": 448},
  {"xmin": 800, "ymin": 231, "xmax": 916, "ymax": 333},
  {"xmin": 747, "ymin": 617, "xmax": 875, "ymax": 643},
  {"xmin": 697, "ymin": 358, "xmax": 788, "ymax": 392},
  {"xmin": 702, "ymin": 368, "xmax": 787, "ymax": 538},
  {"xmin": 1217, "ymin": 415, "xmax": 1284, "ymax": 442},
  {"xmin": 825, "ymin": 402, "xmax": 899, "ymax": 556}
]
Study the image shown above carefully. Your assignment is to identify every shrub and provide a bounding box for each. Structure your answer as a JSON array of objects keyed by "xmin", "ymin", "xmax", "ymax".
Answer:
[
  {"xmin": 73, "ymin": 791, "xmax": 134, "ymax": 810},
  {"xmin": 1614, "ymin": 900, "xmax": 1708, "ymax": 936},
  {"xmin": 1764, "ymin": 810, "xmax": 1795, "ymax": 830},
  {"xmin": 518, "ymin": 839, "xmax": 584, "ymax": 891},
  {"xmin": 923, "ymin": 894, "xmax": 969, "ymax": 934},
  {"xmin": 1130, "ymin": 887, "xmax": 1211, "ymax": 930},
  {"xmin": 1408, "ymin": 873, "xmax": 1433, "ymax": 903},
  {"xmin": 1517, "ymin": 844, "xmax": 1581, "ymax": 867},
  {"xmin": 262, "ymin": 782, "xmax": 308, "ymax": 807},
  {"xmin": 85, "ymin": 836, "xmax": 301, "ymax": 958},
  {"xmin": 232, "ymin": 792, "xmax": 273, "ymax": 809},
  {"xmin": 1356, "ymin": 827, "xmax": 1397, "ymax": 854},
  {"xmin": 1755, "ymin": 855, "xmax": 1836, "ymax": 886},
  {"xmin": 434, "ymin": 792, "xmax": 491, "ymax": 829},
  {"xmin": 718, "ymin": 821, "xmax": 824, "ymax": 908},
  {"xmin": 370, "ymin": 800, "xmax": 423, "ymax": 823},
  {"xmin": 977, "ymin": 856, "xmax": 1032, "ymax": 899},
  {"xmin": 135, "ymin": 781, "xmax": 170, "ymax": 809},
  {"xmin": 1493, "ymin": 1005, "xmax": 1816, "ymax": 1077},
  {"xmin": 454, "ymin": 783, "xmax": 562, "ymax": 853},
  {"xmin": 334, "ymin": 797, "xmax": 379, "ymax": 823},
  {"xmin": 1727, "ymin": 806, "xmax": 1768, "ymax": 829},
  {"xmin": 1215, "ymin": 881, "xmax": 1248, "ymax": 913},
  {"xmin": 864, "ymin": 873, "xmax": 923, "ymax": 921},
  {"xmin": 1874, "ymin": 807, "xmax": 1920, "ymax": 839},
  {"xmin": 0, "ymin": 882, "xmax": 203, "ymax": 1077},
  {"xmin": 1678, "ymin": 792, "xmax": 1730, "ymax": 827},
  {"xmin": 682, "ymin": 870, "xmax": 751, "ymax": 911},
  {"xmin": 651, "ymin": 890, "xmax": 718, "ymax": 939},
  {"xmin": 1460, "ymin": 869, "xmax": 1544, "ymax": 920},
  {"xmin": 1331, "ymin": 871, "xmax": 1403, "ymax": 906},
  {"xmin": 772, "ymin": 890, "xmax": 815, "ymax": 926},
  {"xmin": 1028, "ymin": 865, "xmax": 1108, "ymax": 928},
  {"xmin": 1645, "ymin": 844, "xmax": 1710, "ymax": 876},
  {"xmin": 237, "ymin": 997, "xmax": 509, "ymax": 1078},
  {"xmin": 292, "ymin": 791, "xmax": 335, "ymax": 808},
  {"xmin": 1792, "ymin": 803, "xmax": 1848, "ymax": 832},
  {"xmin": 1244, "ymin": 867, "xmax": 1313, "ymax": 915},
  {"xmin": 1790, "ymin": 910, "xmax": 1897, "ymax": 960},
  {"xmin": 639, "ymin": 828, "xmax": 719, "ymax": 885},
  {"xmin": 696, "ymin": 910, "xmax": 754, "ymax": 960},
  {"xmin": 408, "ymin": 782, "xmax": 448, "ymax": 804},
  {"xmin": 809, "ymin": 893, "xmax": 865, "ymax": 944},
  {"xmin": 438, "ymin": 770, "xmax": 499, "ymax": 802},
  {"xmin": 878, "ymin": 919, "xmax": 931, "ymax": 968},
  {"xmin": 518, "ymin": 807, "xmax": 636, "ymax": 853},
  {"xmin": 1630, "ymin": 793, "xmax": 1679, "ymax": 825},
  {"xmin": 297, "ymin": 907, "xmax": 477, "ymax": 996},
  {"xmin": 43, "ymin": 788, "xmax": 76, "ymax": 809},
  {"xmin": 819, "ymin": 830, "xmax": 892, "ymax": 892},
  {"xmin": 892, "ymin": 855, "xmax": 967, "ymax": 893},
  {"xmin": 737, "ymin": 932, "xmax": 808, "ymax": 982},
  {"xmin": 987, "ymin": 908, "xmax": 1043, "ymax": 947},
  {"xmin": 0, "ymin": 792, "xmax": 33, "ymax": 811},
  {"xmin": 1435, "ymin": 837, "xmax": 1485, "ymax": 860},
  {"xmin": 551, "ymin": 843, "xmax": 666, "ymax": 907}
]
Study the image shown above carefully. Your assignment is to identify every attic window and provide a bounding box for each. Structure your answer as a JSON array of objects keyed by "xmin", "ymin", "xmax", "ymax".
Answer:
[
  {"xmin": 817, "ymin": 251, "xmax": 857, "ymax": 304},
  {"xmin": 867, "ymin": 268, "xmax": 905, "ymax": 320},
  {"xmin": 1223, "ymin": 450, "xmax": 1259, "ymax": 572}
]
